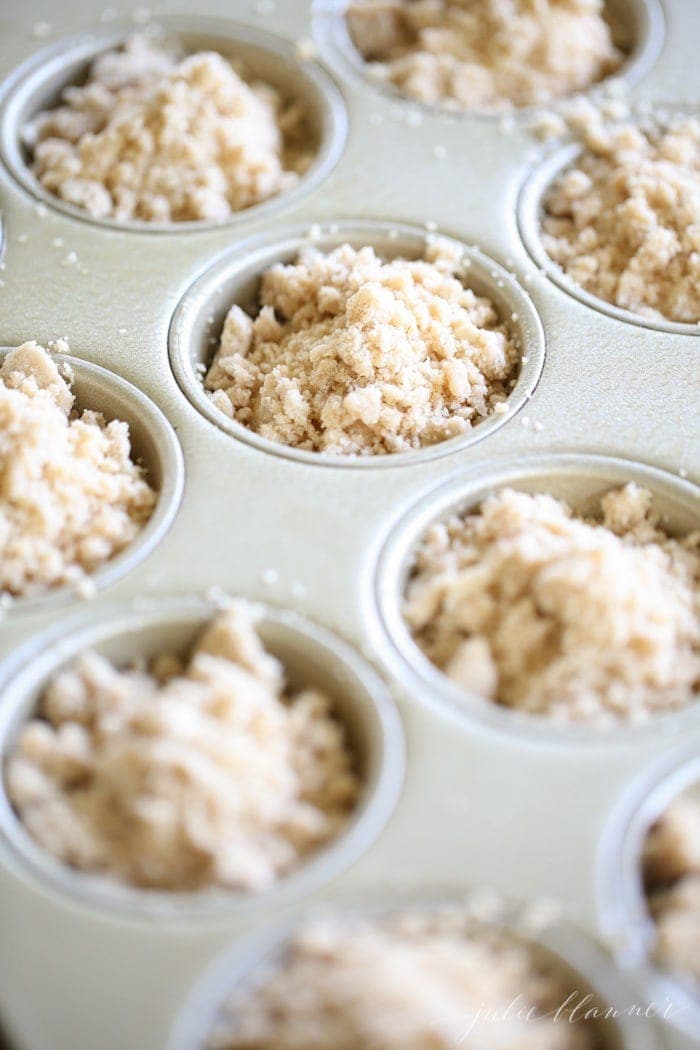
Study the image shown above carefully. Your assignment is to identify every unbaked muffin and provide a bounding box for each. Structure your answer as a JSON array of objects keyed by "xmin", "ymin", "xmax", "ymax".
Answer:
[
  {"xmin": 0, "ymin": 342, "xmax": 155, "ymax": 601},
  {"xmin": 347, "ymin": 0, "xmax": 623, "ymax": 113},
  {"xmin": 404, "ymin": 483, "xmax": 700, "ymax": 725},
  {"xmin": 541, "ymin": 115, "xmax": 700, "ymax": 324},
  {"xmin": 206, "ymin": 907, "xmax": 608, "ymax": 1048},
  {"xmin": 5, "ymin": 602, "xmax": 359, "ymax": 891},
  {"xmin": 204, "ymin": 238, "xmax": 520, "ymax": 456},
  {"xmin": 24, "ymin": 33, "xmax": 314, "ymax": 223},
  {"xmin": 642, "ymin": 787, "xmax": 700, "ymax": 981}
]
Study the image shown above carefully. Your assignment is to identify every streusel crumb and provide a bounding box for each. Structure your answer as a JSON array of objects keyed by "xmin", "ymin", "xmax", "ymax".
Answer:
[
  {"xmin": 208, "ymin": 908, "xmax": 603, "ymax": 1049},
  {"xmin": 643, "ymin": 789, "xmax": 700, "ymax": 981},
  {"xmin": 542, "ymin": 116, "xmax": 700, "ymax": 323},
  {"xmin": 5, "ymin": 603, "xmax": 359, "ymax": 891},
  {"xmin": 347, "ymin": 0, "xmax": 622, "ymax": 112},
  {"xmin": 404, "ymin": 484, "xmax": 699, "ymax": 725},
  {"xmin": 0, "ymin": 342, "xmax": 155, "ymax": 600},
  {"xmin": 205, "ymin": 239, "xmax": 520, "ymax": 456},
  {"xmin": 24, "ymin": 34, "xmax": 313, "ymax": 223}
]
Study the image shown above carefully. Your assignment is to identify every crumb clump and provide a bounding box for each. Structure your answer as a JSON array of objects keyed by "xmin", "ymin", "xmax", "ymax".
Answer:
[
  {"xmin": 0, "ymin": 342, "xmax": 155, "ymax": 601},
  {"xmin": 346, "ymin": 0, "xmax": 622, "ymax": 113},
  {"xmin": 5, "ymin": 604, "xmax": 359, "ymax": 891},
  {"xmin": 643, "ymin": 790, "xmax": 700, "ymax": 981},
  {"xmin": 404, "ymin": 483, "xmax": 700, "ymax": 725},
  {"xmin": 24, "ymin": 33, "xmax": 313, "ymax": 223},
  {"xmin": 204, "ymin": 239, "xmax": 520, "ymax": 456},
  {"xmin": 207, "ymin": 908, "xmax": 602, "ymax": 1049},
  {"xmin": 541, "ymin": 116, "xmax": 700, "ymax": 323}
]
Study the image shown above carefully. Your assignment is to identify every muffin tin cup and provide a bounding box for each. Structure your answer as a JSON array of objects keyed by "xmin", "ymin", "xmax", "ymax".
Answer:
[
  {"xmin": 597, "ymin": 745, "xmax": 700, "ymax": 1042},
  {"xmin": 517, "ymin": 124, "xmax": 700, "ymax": 336},
  {"xmin": 0, "ymin": 347, "xmax": 184, "ymax": 616},
  {"xmin": 0, "ymin": 597, "xmax": 405, "ymax": 922},
  {"xmin": 313, "ymin": 0, "xmax": 666, "ymax": 122},
  {"xmin": 0, "ymin": 17, "xmax": 348, "ymax": 232},
  {"xmin": 372, "ymin": 451, "xmax": 700, "ymax": 748},
  {"xmin": 170, "ymin": 888, "xmax": 663, "ymax": 1050},
  {"xmin": 0, "ymin": 595, "xmax": 404, "ymax": 922},
  {"xmin": 168, "ymin": 218, "xmax": 546, "ymax": 468}
]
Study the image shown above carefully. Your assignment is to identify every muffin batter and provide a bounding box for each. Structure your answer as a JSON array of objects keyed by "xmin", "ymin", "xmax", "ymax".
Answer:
[
  {"xmin": 404, "ymin": 483, "xmax": 700, "ymax": 725},
  {"xmin": 5, "ymin": 604, "xmax": 359, "ymax": 891},
  {"xmin": 205, "ymin": 238, "xmax": 519, "ymax": 455},
  {"xmin": 0, "ymin": 342, "xmax": 155, "ymax": 600},
  {"xmin": 347, "ymin": 0, "xmax": 622, "ymax": 112},
  {"xmin": 25, "ymin": 33, "xmax": 313, "ymax": 222}
]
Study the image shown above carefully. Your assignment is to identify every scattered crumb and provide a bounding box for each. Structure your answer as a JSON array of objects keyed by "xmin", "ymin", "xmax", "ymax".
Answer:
[
  {"xmin": 465, "ymin": 887, "xmax": 505, "ymax": 923},
  {"xmin": 260, "ymin": 568, "xmax": 279, "ymax": 586},
  {"xmin": 0, "ymin": 342, "xmax": 155, "ymax": 600},
  {"xmin": 541, "ymin": 115, "xmax": 700, "ymax": 323},
  {"xmin": 207, "ymin": 906, "xmax": 606, "ymax": 1048},
  {"xmin": 74, "ymin": 577, "xmax": 98, "ymax": 600},
  {"xmin": 204, "ymin": 585, "xmax": 235, "ymax": 610},
  {"xmin": 4, "ymin": 603, "xmax": 360, "ymax": 891},
  {"xmin": 31, "ymin": 21, "xmax": 51, "ymax": 38},
  {"xmin": 643, "ymin": 788, "xmax": 700, "ymax": 980},
  {"xmin": 295, "ymin": 36, "xmax": 317, "ymax": 62},
  {"xmin": 404, "ymin": 484, "xmax": 700, "ymax": 726},
  {"xmin": 346, "ymin": 0, "xmax": 622, "ymax": 113},
  {"xmin": 17, "ymin": 233, "xmax": 28, "ymax": 244},
  {"xmin": 531, "ymin": 110, "xmax": 568, "ymax": 141},
  {"xmin": 24, "ymin": 33, "xmax": 314, "ymax": 224},
  {"xmin": 204, "ymin": 239, "xmax": 520, "ymax": 456},
  {"xmin": 516, "ymin": 898, "xmax": 564, "ymax": 936}
]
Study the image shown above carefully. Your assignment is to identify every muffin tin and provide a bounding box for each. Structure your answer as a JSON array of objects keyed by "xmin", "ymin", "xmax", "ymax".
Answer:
[{"xmin": 0, "ymin": 1, "xmax": 698, "ymax": 1048}]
